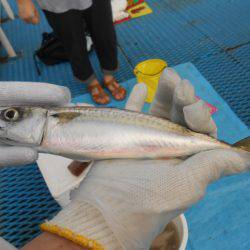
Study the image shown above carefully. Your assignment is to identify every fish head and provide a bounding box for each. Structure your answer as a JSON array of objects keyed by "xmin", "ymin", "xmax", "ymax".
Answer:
[{"xmin": 0, "ymin": 107, "xmax": 47, "ymax": 146}]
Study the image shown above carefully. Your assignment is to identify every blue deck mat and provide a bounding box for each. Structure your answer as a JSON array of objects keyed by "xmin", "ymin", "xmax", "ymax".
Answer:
[{"xmin": 1, "ymin": 62, "xmax": 249, "ymax": 249}]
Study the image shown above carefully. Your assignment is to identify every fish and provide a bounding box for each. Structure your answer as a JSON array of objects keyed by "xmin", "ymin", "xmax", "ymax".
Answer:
[{"xmin": 0, "ymin": 106, "xmax": 248, "ymax": 160}]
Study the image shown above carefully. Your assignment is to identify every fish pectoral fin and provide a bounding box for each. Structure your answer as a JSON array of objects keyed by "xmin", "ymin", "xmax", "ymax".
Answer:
[{"xmin": 233, "ymin": 137, "xmax": 250, "ymax": 152}]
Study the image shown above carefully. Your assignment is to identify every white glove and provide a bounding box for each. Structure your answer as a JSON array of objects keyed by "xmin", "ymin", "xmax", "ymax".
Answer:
[
  {"xmin": 0, "ymin": 238, "xmax": 17, "ymax": 250},
  {"xmin": 41, "ymin": 69, "xmax": 250, "ymax": 250},
  {"xmin": 150, "ymin": 68, "xmax": 217, "ymax": 137},
  {"xmin": 0, "ymin": 82, "xmax": 71, "ymax": 167}
]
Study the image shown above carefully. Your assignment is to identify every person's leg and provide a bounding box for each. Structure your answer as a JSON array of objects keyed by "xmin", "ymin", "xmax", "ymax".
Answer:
[
  {"xmin": 43, "ymin": 10, "xmax": 93, "ymax": 83},
  {"xmin": 84, "ymin": 0, "xmax": 117, "ymax": 74},
  {"xmin": 84, "ymin": 0, "xmax": 126, "ymax": 101},
  {"xmin": 43, "ymin": 10, "xmax": 109, "ymax": 104}
]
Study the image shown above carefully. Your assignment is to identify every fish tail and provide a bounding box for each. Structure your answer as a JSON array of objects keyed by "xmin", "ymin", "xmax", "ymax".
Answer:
[{"xmin": 233, "ymin": 137, "xmax": 250, "ymax": 152}]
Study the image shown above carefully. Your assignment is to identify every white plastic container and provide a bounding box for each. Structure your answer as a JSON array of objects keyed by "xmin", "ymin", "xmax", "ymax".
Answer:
[
  {"xmin": 151, "ymin": 214, "xmax": 188, "ymax": 250},
  {"xmin": 173, "ymin": 214, "xmax": 188, "ymax": 250}
]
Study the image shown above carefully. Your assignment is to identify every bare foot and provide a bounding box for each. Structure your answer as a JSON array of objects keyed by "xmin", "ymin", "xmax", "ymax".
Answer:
[
  {"xmin": 88, "ymin": 79, "xmax": 110, "ymax": 105},
  {"xmin": 104, "ymin": 75, "xmax": 126, "ymax": 101}
]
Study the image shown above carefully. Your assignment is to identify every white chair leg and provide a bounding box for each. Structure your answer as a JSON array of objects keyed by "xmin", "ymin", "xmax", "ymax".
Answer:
[
  {"xmin": 0, "ymin": 0, "xmax": 15, "ymax": 20},
  {"xmin": 0, "ymin": 27, "xmax": 17, "ymax": 57}
]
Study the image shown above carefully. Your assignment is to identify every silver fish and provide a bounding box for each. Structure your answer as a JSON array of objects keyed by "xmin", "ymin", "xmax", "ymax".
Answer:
[{"xmin": 0, "ymin": 106, "xmax": 247, "ymax": 160}]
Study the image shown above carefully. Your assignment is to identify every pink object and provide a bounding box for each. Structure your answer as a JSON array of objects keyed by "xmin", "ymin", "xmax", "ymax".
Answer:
[{"xmin": 196, "ymin": 97, "xmax": 218, "ymax": 114}]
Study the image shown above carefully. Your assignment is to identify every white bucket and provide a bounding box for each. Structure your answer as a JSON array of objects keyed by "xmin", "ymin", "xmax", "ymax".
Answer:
[
  {"xmin": 151, "ymin": 214, "xmax": 188, "ymax": 250},
  {"xmin": 173, "ymin": 214, "xmax": 188, "ymax": 250}
]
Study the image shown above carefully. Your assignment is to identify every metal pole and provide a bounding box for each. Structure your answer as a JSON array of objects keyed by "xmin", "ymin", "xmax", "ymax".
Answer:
[
  {"xmin": 1, "ymin": 0, "xmax": 15, "ymax": 20},
  {"xmin": 0, "ymin": 27, "xmax": 17, "ymax": 57}
]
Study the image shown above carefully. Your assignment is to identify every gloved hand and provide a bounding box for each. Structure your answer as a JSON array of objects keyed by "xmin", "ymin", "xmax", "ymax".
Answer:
[
  {"xmin": 40, "ymin": 69, "xmax": 250, "ymax": 250},
  {"xmin": 0, "ymin": 82, "xmax": 71, "ymax": 167}
]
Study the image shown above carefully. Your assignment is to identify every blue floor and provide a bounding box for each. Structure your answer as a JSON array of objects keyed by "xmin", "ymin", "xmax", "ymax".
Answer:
[{"xmin": 0, "ymin": 0, "xmax": 250, "ymax": 248}]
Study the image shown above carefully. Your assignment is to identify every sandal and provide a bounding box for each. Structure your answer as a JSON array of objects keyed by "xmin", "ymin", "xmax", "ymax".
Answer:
[
  {"xmin": 88, "ymin": 82, "xmax": 110, "ymax": 105},
  {"xmin": 104, "ymin": 77, "xmax": 126, "ymax": 101}
]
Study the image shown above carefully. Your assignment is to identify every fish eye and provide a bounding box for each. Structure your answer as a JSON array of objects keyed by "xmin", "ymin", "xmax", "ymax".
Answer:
[{"xmin": 2, "ymin": 108, "xmax": 20, "ymax": 122}]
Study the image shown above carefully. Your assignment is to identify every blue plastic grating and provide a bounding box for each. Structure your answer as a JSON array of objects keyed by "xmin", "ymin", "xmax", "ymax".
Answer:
[
  {"xmin": 0, "ymin": 164, "xmax": 60, "ymax": 248},
  {"xmin": 165, "ymin": 0, "xmax": 250, "ymax": 48},
  {"xmin": 229, "ymin": 44, "xmax": 250, "ymax": 68},
  {"xmin": 194, "ymin": 51, "xmax": 250, "ymax": 126},
  {"xmin": 116, "ymin": 0, "xmax": 222, "ymax": 67}
]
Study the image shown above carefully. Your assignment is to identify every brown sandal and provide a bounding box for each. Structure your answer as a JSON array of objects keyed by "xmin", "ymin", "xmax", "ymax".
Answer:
[
  {"xmin": 88, "ymin": 82, "xmax": 110, "ymax": 105},
  {"xmin": 104, "ymin": 77, "xmax": 126, "ymax": 101}
]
